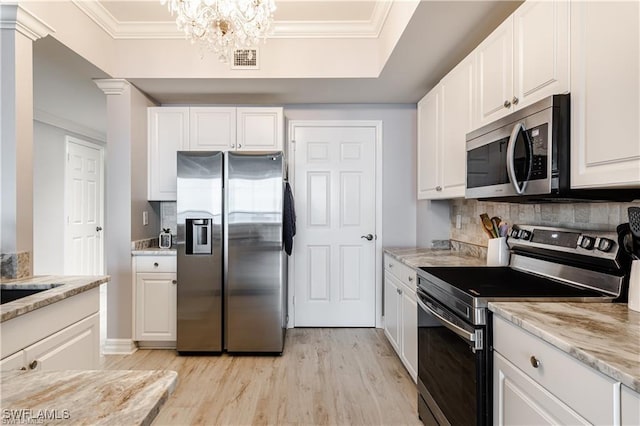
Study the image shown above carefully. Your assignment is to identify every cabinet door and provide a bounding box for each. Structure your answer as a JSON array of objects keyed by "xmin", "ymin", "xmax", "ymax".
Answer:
[
  {"xmin": 440, "ymin": 54, "xmax": 473, "ymax": 198},
  {"xmin": 513, "ymin": 0, "xmax": 569, "ymax": 110},
  {"xmin": 570, "ymin": 1, "xmax": 640, "ymax": 188},
  {"xmin": 23, "ymin": 313, "xmax": 100, "ymax": 371},
  {"xmin": 135, "ymin": 272, "xmax": 177, "ymax": 341},
  {"xmin": 494, "ymin": 352, "xmax": 590, "ymax": 425},
  {"xmin": 236, "ymin": 107, "xmax": 283, "ymax": 150},
  {"xmin": 383, "ymin": 272, "xmax": 401, "ymax": 353},
  {"xmin": 148, "ymin": 107, "xmax": 189, "ymax": 200},
  {"xmin": 400, "ymin": 288, "xmax": 417, "ymax": 382},
  {"xmin": 622, "ymin": 385, "xmax": 640, "ymax": 426},
  {"xmin": 417, "ymin": 88, "xmax": 441, "ymax": 199},
  {"xmin": 476, "ymin": 17, "xmax": 514, "ymax": 126},
  {"xmin": 0, "ymin": 351, "xmax": 26, "ymax": 371},
  {"xmin": 189, "ymin": 107, "xmax": 236, "ymax": 151}
]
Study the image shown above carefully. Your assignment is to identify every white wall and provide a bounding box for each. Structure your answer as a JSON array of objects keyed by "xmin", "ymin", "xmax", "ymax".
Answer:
[
  {"xmin": 416, "ymin": 199, "xmax": 451, "ymax": 247},
  {"xmin": 32, "ymin": 121, "xmax": 105, "ymax": 274},
  {"xmin": 284, "ymin": 104, "xmax": 417, "ymax": 248}
]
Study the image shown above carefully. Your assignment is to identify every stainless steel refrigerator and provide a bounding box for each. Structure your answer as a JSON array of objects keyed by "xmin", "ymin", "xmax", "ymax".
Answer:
[{"xmin": 176, "ymin": 151, "xmax": 287, "ymax": 353}]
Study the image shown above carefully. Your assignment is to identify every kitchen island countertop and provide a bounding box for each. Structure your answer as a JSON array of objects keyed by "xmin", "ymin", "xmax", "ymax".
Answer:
[
  {"xmin": 384, "ymin": 247, "xmax": 486, "ymax": 269},
  {"xmin": 490, "ymin": 301, "xmax": 640, "ymax": 392},
  {"xmin": 1, "ymin": 369, "xmax": 177, "ymax": 425},
  {"xmin": 0, "ymin": 275, "xmax": 109, "ymax": 323}
]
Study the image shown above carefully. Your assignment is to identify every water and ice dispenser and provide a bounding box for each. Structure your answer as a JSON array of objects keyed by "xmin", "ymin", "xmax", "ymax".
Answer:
[{"xmin": 186, "ymin": 218, "xmax": 212, "ymax": 255}]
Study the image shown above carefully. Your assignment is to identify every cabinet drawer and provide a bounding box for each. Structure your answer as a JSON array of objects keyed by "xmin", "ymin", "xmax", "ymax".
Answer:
[
  {"xmin": 384, "ymin": 254, "xmax": 417, "ymax": 290},
  {"xmin": 135, "ymin": 256, "xmax": 176, "ymax": 273},
  {"xmin": 493, "ymin": 316, "xmax": 616, "ymax": 425}
]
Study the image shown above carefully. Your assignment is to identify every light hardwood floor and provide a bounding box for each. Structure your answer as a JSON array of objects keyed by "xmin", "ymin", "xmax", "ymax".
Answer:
[{"xmin": 103, "ymin": 328, "xmax": 421, "ymax": 425}]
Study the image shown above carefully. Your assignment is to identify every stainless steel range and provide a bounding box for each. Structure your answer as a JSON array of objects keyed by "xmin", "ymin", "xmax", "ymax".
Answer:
[{"xmin": 416, "ymin": 225, "xmax": 631, "ymax": 426}]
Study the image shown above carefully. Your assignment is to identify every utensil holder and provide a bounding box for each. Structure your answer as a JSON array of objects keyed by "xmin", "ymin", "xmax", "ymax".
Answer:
[
  {"xmin": 487, "ymin": 237, "xmax": 510, "ymax": 266},
  {"xmin": 629, "ymin": 260, "xmax": 640, "ymax": 312}
]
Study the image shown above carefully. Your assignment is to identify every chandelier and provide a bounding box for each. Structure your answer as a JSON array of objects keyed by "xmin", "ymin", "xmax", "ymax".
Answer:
[{"xmin": 162, "ymin": 0, "xmax": 277, "ymax": 63}]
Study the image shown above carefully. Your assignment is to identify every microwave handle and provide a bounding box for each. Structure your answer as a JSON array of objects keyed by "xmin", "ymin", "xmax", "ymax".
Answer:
[{"xmin": 506, "ymin": 122, "xmax": 532, "ymax": 195}]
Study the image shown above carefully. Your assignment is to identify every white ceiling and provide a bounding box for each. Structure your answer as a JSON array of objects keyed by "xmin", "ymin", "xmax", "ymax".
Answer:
[{"xmin": 32, "ymin": 0, "xmax": 522, "ymax": 137}]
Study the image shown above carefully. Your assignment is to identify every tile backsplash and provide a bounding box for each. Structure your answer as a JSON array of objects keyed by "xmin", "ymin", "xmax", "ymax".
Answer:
[
  {"xmin": 161, "ymin": 202, "xmax": 177, "ymax": 235},
  {"xmin": 450, "ymin": 199, "xmax": 640, "ymax": 248}
]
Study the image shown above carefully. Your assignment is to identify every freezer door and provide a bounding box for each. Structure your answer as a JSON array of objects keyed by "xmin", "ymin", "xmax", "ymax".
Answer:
[
  {"xmin": 226, "ymin": 151, "xmax": 286, "ymax": 352},
  {"xmin": 176, "ymin": 151, "xmax": 223, "ymax": 352}
]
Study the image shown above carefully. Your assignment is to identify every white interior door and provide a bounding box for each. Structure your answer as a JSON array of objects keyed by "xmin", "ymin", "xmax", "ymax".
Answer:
[
  {"xmin": 292, "ymin": 123, "xmax": 377, "ymax": 327},
  {"xmin": 65, "ymin": 137, "xmax": 104, "ymax": 275}
]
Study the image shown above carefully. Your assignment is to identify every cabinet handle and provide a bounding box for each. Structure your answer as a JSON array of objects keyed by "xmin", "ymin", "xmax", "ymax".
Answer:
[
  {"xmin": 503, "ymin": 100, "xmax": 512, "ymax": 109},
  {"xmin": 436, "ymin": 186, "xmax": 442, "ymax": 191},
  {"xmin": 389, "ymin": 263, "xmax": 393, "ymax": 268},
  {"xmin": 408, "ymin": 276, "xmax": 414, "ymax": 282},
  {"xmin": 530, "ymin": 356, "xmax": 541, "ymax": 368},
  {"xmin": 172, "ymin": 280, "xmax": 177, "ymax": 285},
  {"xmin": 512, "ymin": 96, "xmax": 519, "ymax": 106},
  {"xmin": 154, "ymin": 262, "xmax": 159, "ymax": 267},
  {"xmin": 238, "ymin": 143, "xmax": 242, "ymax": 148},
  {"xmin": 20, "ymin": 366, "xmax": 26, "ymax": 371},
  {"xmin": 29, "ymin": 360, "xmax": 38, "ymax": 370}
]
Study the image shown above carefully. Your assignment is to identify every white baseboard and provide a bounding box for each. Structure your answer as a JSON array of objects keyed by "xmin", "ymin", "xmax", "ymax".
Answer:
[
  {"xmin": 102, "ymin": 338, "xmax": 137, "ymax": 355},
  {"xmin": 137, "ymin": 341, "xmax": 176, "ymax": 349}
]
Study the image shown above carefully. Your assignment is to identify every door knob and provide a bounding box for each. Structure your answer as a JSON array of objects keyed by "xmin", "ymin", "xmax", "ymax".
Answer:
[
  {"xmin": 96, "ymin": 226, "xmax": 103, "ymax": 232},
  {"xmin": 361, "ymin": 234, "xmax": 374, "ymax": 241}
]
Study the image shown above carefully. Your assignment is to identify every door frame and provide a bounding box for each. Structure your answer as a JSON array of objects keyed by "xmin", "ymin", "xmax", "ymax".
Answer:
[
  {"xmin": 64, "ymin": 136, "xmax": 105, "ymax": 275},
  {"xmin": 287, "ymin": 120, "xmax": 383, "ymax": 328}
]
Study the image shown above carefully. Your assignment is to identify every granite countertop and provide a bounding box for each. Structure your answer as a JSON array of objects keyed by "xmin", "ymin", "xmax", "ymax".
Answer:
[
  {"xmin": 384, "ymin": 247, "xmax": 486, "ymax": 269},
  {"xmin": 132, "ymin": 248, "xmax": 177, "ymax": 256},
  {"xmin": 0, "ymin": 275, "xmax": 109, "ymax": 323},
  {"xmin": 1, "ymin": 369, "xmax": 177, "ymax": 425},
  {"xmin": 489, "ymin": 302, "xmax": 640, "ymax": 392}
]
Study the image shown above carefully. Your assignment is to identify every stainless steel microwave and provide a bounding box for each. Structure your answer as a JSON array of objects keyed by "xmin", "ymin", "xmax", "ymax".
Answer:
[{"xmin": 466, "ymin": 95, "xmax": 570, "ymax": 200}]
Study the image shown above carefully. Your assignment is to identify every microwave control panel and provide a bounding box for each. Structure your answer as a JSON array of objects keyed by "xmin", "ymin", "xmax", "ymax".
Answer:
[{"xmin": 527, "ymin": 123, "xmax": 548, "ymax": 180}]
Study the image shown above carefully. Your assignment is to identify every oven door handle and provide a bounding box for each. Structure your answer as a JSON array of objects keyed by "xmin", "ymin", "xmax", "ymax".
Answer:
[
  {"xmin": 506, "ymin": 122, "xmax": 532, "ymax": 195},
  {"xmin": 417, "ymin": 297, "xmax": 481, "ymax": 349}
]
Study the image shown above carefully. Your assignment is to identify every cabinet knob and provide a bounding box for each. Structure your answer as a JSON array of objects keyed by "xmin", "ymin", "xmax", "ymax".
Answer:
[
  {"xmin": 172, "ymin": 280, "xmax": 177, "ymax": 285},
  {"xmin": 530, "ymin": 355, "xmax": 541, "ymax": 368},
  {"xmin": 389, "ymin": 263, "xmax": 393, "ymax": 268},
  {"xmin": 154, "ymin": 262, "xmax": 159, "ymax": 267},
  {"xmin": 503, "ymin": 100, "xmax": 512, "ymax": 109},
  {"xmin": 29, "ymin": 360, "xmax": 38, "ymax": 370},
  {"xmin": 231, "ymin": 144, "xmax": 236, "ymax": 148},
  {"xmin": 436, "ymin": 186, "xmax": 442, "ymax": 191},
  {"xmin": 396, "ymin": 288, "xmax": 402, "ymax": 295},
  {"xmin": 238, "ymin": 143, "xmax": 242, "ymax": 148},
  {"xmin": 512, "ymin": 96, "xmax": 519, "ymax": 106},
  {"xmin": 20, "ymin": 366, "xmax": 27, "ymax": 371},
  {"xmin": 408, "ymin": 276, "xmax": 414, "ymax": 282}
]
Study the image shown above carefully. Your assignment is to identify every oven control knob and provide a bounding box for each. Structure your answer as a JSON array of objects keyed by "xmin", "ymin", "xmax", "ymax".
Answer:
[
  {"xmin": 520, "ymin": 230, "xmax": 532, "ymax": 241},
  {"xmin": 597, "ymin": 237, "xmax": 614, "ymax": 252},
  {"xmin": 510, "ymin": 229, "xmax": 520, "ymax": 239},
  {"xmin": 580, "ymin": 236, "xmax": 595, "ymax": 250}
]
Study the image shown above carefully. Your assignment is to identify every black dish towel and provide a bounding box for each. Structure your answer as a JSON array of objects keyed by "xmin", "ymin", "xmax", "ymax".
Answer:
[{"xmin": 283, "ymin": 182, "xmax": 296, "ymax": 256}]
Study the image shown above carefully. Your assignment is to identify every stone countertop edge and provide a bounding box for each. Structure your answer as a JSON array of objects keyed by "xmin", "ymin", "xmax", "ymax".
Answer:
[
  {"xmin": 132, "ymin": 248, "xmax": 177, "ymax": 256},
  {"xmin": 0, "ymin": 369, "xmax": 178, "ymax": 426},
  {"xmin": 384, "ymin": 247, "xmax": 486, "ymax": 268},
  {"xmin": 489, "ymin": 301, "xmax": 640, "ymax": 393},
  {"xmin": 0, "ymin": 275, "xmax": 110, "ymax": 323}
]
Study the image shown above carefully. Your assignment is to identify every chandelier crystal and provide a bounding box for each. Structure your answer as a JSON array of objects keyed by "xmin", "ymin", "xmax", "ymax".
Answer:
[{"xmin": 162, "ymin": 0, "xmax": 277, "ymax": 63}]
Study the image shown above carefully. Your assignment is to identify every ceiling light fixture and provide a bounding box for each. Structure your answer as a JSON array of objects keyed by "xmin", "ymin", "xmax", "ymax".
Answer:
[{"xmin": 161, "ymin": 0, "xmax": 276, "ymax": 63}]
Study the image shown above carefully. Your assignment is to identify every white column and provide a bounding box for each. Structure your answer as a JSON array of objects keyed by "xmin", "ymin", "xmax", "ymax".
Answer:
[{"xmin": 0, "ymin": 5, "xmax": 53, "ymax": 278}]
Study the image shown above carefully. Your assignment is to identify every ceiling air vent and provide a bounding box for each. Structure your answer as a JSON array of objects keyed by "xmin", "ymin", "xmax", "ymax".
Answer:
[{"xmin": 231, "ymin": 49, "xmax": 259, "ymax": 70}]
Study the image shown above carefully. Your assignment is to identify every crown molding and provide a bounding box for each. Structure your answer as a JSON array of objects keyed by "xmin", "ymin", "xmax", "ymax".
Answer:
[
  {"xmin": 0, "ymin": 4, "xmax": 55, "ymax": 41},
  {"xmin": 72, "ymin": 0, "xmax": 393, "ymax": 40},
  {"xmin": 94, "ymin": 78, "xmax": 130, "ymax": 95}
]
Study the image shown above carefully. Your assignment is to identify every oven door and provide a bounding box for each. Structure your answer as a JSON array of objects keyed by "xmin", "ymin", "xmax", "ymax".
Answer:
[{"xmin": 417, "ymin": 288, "xmax": 489, "ymax": 426}]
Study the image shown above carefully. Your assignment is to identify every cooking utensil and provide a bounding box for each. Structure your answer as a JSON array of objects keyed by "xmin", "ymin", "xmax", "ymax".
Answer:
[
  {"xmin": 629, "ymin": 207, "xmax": 640, "ymax": 258},
  {"xmin": 498, "ymin": 222, "xmax": 509, "ymax": 238},
  {"xmin": 617, "ymin": 223, "xmax": 639, "ymax": 261},
  {"xmin": 491, "ymin": 216, "xmax": 502, "ymax": 237},
  {"xmin": 480, "ymin": 213, "xmax": 498, "ymax": 238}
]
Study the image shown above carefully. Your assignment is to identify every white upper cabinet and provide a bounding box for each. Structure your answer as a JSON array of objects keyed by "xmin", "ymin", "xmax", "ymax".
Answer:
[
  {"xmin": 236, "ymin": 107, "xmax": 283, "ymax": 151},
  {"xmin": 148, "ymin": 106, "xmax": 284, "ymax": 201},
  {"xmin": 148, "ymin": 107, "xmax": 189, "ymax": 201},
  {"xmin": 476, "ymin": 0, "xmax": 569, "ymax": 128},
  {"xmin": 417, "ymin": 54, "xmax": 473, "ymax": 200},
  {"xmin": 570, "ymin": 0, "xmax": 640, "ymax": 189},
  {"xmin": 189, "ymin": 107, "xmax": 237, "ymax": 151}
]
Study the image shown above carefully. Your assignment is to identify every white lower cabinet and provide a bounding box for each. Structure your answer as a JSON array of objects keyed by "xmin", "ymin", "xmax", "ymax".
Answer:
[
  {"xmin": 622, "ymin": 385, "xmax": 640, "ymax": 426},
  {"xmin": 383, "ymin": 254, "xmax": 417, "ymax": 382},
  {"xmin": 493, "ymin": 315, "xmax": 617, "ymax": 425},
  {"xmin": 133, "ymin": 255, "xmax": 177, "ymax": 345},
  {"xmin": 0, "ymin": 288, "xmax": 100, "ymax": 371}
]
